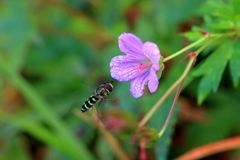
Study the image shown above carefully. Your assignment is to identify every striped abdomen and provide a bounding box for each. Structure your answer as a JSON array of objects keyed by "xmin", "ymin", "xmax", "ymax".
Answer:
[{"xmin": 81, "ymin": 95, "xmax": 99, "ymax": 112}]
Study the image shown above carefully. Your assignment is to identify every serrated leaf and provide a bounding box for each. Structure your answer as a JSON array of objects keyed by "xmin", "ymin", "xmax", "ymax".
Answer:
[
  {"xmin": 192, "ymin": 42, "xmax": 230, "ymax": 104},
  {"xmin": 229, "ymin": 38, "xmax": 240, "ymax": 87}
]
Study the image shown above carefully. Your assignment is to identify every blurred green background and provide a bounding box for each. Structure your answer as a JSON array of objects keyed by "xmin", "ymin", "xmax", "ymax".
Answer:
[{"xmin": 0, "ymin": 0, "xmax": 240, "ymax": 160}]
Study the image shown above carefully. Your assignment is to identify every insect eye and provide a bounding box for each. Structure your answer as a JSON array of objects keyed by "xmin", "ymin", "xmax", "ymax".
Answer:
[{"xmin": 105, "ymin": 84, "xmax": 113, "ymax": 92}]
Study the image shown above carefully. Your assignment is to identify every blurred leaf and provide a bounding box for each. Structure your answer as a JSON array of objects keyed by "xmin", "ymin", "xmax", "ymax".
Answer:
[
  {"xmin": 101, "ymin": 110, "xmax": 137, "ymax": 135},
  {"xmin": 185, "ymin": 89, "xmax": 240, "ymax": 152},
  {"xmin": 231, "ymin": 0, "xmax": 240, "ymax": 17},
  {"xmin": 0, "ymin": 57, "xmax": 95, "ymax": 160},
  {"xmin": 132, "ymin": 127, "xmax": 159, "ymax": 148},
  {"xmin": 0, "ymin": 137, "xmax": 31, "ymax": 160},
  {"xmin": 212, "ymin": 20, "xmax": 236, "ymax": 30},
  {"xmin": 94, "ymin": 0, "xmax": 134, "ymax": 27},
  {"xmin": 154, "ymin": 0, "xmax": 204, "ymax": 32},
  {"xmin": 135, "ymin": 18, "xmax": 156, "ymax": 40},
  {"xmin": 208, "ymin": 0, "xmax": 235, "ymax": 21},
  {"xmin": 0, "ymin": 111, "xmax": 70, "ymax": 157},
  {"xmin": 0, "ymin": 0, "xmax": 36, "ymax": 71},
  {"xmin": 96, "ymin": 137, "xmax": 115, "ymax": 160}
]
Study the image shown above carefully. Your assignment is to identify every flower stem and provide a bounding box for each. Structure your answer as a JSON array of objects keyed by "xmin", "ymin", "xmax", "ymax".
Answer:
[
  {"xmin": 163, "ymin": 30, "xmax": 240, "ymax": 62},
  {"xmin": 158, "ymin": 79, "xmax": 184, "ymax": 138},
  {"xmin": 137, "ymin": 57, "xmax": 194, "ymax": 128},
  {"xmin": 195, "ymin": 30, "xmax": 239, "ymax": 55},
  {"xmin": 163, "ymin": 37, "xmax": 206, "ymax": 62}
]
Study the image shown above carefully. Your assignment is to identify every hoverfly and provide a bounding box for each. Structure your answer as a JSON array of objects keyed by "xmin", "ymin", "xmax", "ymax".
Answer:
[{"xmin": 81, "ymin": 81, "xmax": 114, "ymax": 112}]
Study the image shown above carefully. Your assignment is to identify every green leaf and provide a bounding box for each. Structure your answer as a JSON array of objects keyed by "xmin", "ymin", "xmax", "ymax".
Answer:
[
  {"xmin": 182, "ymin": 31, "xmax": 203, "ymax": 41},
  {"xmin": 192, "ymin": 41, "xmax": 231, "ymax": 104},
  {"xmin": 229, "ymin": 38, "xmax": 240, "ymax": 87}
]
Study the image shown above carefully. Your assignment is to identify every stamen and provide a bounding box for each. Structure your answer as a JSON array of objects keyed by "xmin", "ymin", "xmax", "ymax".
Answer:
[{"xmin": 133, "ymin": 62, "xmax": 152, "ymax": 73}]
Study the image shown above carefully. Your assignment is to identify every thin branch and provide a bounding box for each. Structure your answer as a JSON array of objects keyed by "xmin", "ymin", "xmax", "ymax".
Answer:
[
  {"xmin": 158, "ymin": 79, "xmax": 184, "ymax": 138},
  {"xmin": 195, "ymin": 30, "xmax": 240, "ymax": 55},
  {"xmin": 74, "ymin": 109, "xmax": 132, "ymax": 160}
]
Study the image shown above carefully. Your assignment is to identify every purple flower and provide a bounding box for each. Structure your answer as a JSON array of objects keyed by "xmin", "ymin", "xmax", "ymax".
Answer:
[{"xmin": 110, "ymin": 33, "xmax": 161, "ymax": 98}]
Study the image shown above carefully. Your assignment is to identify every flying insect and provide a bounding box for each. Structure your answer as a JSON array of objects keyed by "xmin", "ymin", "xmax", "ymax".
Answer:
[{"xmin": 81, "ymin": 81, "xmax": 114, "ymax": 112}]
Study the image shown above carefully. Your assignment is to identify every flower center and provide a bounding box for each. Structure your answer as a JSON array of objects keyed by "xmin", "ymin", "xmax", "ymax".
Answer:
[{"xmin": 134, "ymin": 62, "xmax": 152, "ymax": 73}]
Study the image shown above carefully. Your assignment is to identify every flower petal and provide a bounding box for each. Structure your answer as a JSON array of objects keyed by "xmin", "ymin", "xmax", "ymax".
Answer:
[
  {"xmin": 148, "ymin": 67, "xmax": 159, "ymax": 93},
  {"xmin": 110, "ymin": 55, "xmax": 144, "ymax": 81},
  {"xmin": 142, "ymin": 42, "xmax": 160, "ymax": 70},
  {"xmin": 118, "ymin": 33, "xmax": 145, "ymax": 58},
  {"xmin": 130, "ymin": 71, "xmax": 150, "ymax": 98}
]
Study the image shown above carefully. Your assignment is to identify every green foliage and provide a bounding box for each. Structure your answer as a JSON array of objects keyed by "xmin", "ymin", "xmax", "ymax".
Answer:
[
  {"xmin": 184, "ymin": 0, "xmax": 240, "ymax": 104},
  {"xmin": 208, "ymin": 0, "xmax": 240, "ymax": 29},
  {"xmin": 0, "ymin": 0, "xmax": 239, "ymax": 160},
  {"xmin": 192, "ymin": 38, "xmax": 240, "ymax": 104},
  {"xmin": 192, "ymin": 41, "xmax": 231, "ymax": 104}
]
